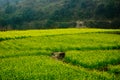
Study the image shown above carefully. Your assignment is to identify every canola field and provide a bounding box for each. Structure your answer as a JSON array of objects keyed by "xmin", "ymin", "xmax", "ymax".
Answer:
[{"xmin": 0, "ymin": 28, "xmax": 120, "ymax": 80}]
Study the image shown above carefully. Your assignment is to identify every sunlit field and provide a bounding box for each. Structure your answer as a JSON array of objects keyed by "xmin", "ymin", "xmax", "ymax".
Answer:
[{"xmin": 0, "ymin": 28, "xmax": 120, "ymax": 80}]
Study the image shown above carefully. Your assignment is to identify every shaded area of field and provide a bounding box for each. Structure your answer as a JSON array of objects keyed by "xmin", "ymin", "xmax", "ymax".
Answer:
[
  {"xmin": 0, "ymin": 28, "xmax": 120, "ymax": 80},
  {"xmin": 0, "ymin": 36, "xmax": 31, "ymax": 42}
]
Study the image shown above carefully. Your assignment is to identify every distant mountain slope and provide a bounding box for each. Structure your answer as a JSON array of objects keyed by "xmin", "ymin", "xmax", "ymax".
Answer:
[
  {"xmin": 0, "ymin": 0, "xmax": 120, "ymax": 30},
  {"xmin": 49, "ymin": 0, "xmax": 120, "ymax": 28},
  {"xmin": 51, "ymin": 0, "xmax": 120, "ymax": 21},
  {"xmin": 0, "ymin": 0, "xmax": 66, "ymax": 29}
]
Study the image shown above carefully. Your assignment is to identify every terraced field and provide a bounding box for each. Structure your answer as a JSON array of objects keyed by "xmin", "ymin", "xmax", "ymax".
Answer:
[{"xmin": 0, "ymin": 28, "xmax": 120, "ymax": 80}]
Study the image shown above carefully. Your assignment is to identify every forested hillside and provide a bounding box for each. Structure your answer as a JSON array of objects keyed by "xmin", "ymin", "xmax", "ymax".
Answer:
[
  {"xmin": 50, "ymin": 0, "xmax": 120, "ymax": 28},
  {"xmin": 0, "ymin": 0, "xmax": 66, "ymax": 30},
  {"xmin": 0, "ymin": 0, "xmax": 120, "ymax": 30},
  {"xmin": 51, "ymin": 0, "xmax": 120, "ymax": 20}
]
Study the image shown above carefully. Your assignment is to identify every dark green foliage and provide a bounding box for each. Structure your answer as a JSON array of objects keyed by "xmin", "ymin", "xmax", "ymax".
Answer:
[
  {"xmin": 50, "ymin": 0, "xmax": 120, "ymax": 29},
  {"xmin": 54, "ymin": 22, "xmax": 76, "ymax": 28},
  {"xmin": 0, "ymin": 0, "xmax": 120, "ymax": 30},
  {"xmin": 85, "ymin": 20, "xmax": 120, "ymax": 29},
  {"xmin": 45, "ymin": 20, "xmax": 76, "ymax": 28},
  {"xmin": 0, "ymin": 0, "xmax": 65, "ymax": 30}
]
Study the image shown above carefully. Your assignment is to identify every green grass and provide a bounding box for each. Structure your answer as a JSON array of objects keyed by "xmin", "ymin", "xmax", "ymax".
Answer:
[
  {"xmin": 65, "ymin": 50, "xmax": 120, "ymax": 69},
  {"xmin": 108, "ymin": 65, "xmax": 120, "ymax": 74},
  {"xmin": 0, "ymin": 28, "xmax": 120, "ymax": 80},
  {"xmin": 0, "ymin": 28, "xmax": 119, "ymax": 41},
  {"xmin": 0, "ymin": 56, "xmax": 115, "ymax": 80}
]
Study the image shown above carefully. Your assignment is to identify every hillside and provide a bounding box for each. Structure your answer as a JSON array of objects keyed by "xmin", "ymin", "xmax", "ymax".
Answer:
[
  {"xmin": 0, "ymin": 0, "xmax": 120, "ymax": 30},
  {"xmin": 0, "ymin": 0, "xmax": 66, "ymax": 30},
  {"xmin": 51, "ymin": 0, "xmax": 120, "ymax": 21},
  {"xmin": 50, "ymin": 0, "xmax": 120, "ymax": 28}
]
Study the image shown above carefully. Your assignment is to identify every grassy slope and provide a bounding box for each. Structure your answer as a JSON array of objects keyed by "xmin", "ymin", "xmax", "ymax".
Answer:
[{"xmin": 0, "ymin": 28, "xmax": 120, "ymax": 80}]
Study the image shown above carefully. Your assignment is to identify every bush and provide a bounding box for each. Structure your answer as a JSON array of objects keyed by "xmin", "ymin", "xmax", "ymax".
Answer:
[
  {"xmin": 85, "ymin": 20, "xmax": 120, "ymax": 29},
  {"xmin": 54, "ymin": 22, "xmax": 76, "ymax": 28}
]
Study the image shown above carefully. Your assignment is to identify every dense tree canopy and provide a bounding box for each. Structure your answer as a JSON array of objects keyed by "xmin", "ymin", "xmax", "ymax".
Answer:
[{"xmin": 0, "ymin": 0, "xmax": 120, "ymax": 30}]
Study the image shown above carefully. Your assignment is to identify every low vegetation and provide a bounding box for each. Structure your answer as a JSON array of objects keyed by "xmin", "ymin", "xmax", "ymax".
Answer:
[{"xmin": 0, "ymin": 28, "xmax": 120, "ymax": 80}]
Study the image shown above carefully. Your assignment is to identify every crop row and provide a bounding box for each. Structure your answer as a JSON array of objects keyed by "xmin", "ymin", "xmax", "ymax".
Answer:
[
  {"xmin": 0, "ymin": 28, "xmax": 120, "ymax": 41},
  {"xmin": 65, "ymin": 50, "xmax": 120, "ymax": 69},
  {"xmin": 0, "ymin": 33, "xmax": 119, "ymax": 52},
  {"xmin": 0, "ymin": 55, "xmax": 115, "ymax": 80},
  {"xmin": 0, "ymin": 28, "xmax": 120, "ymax": 80}
]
